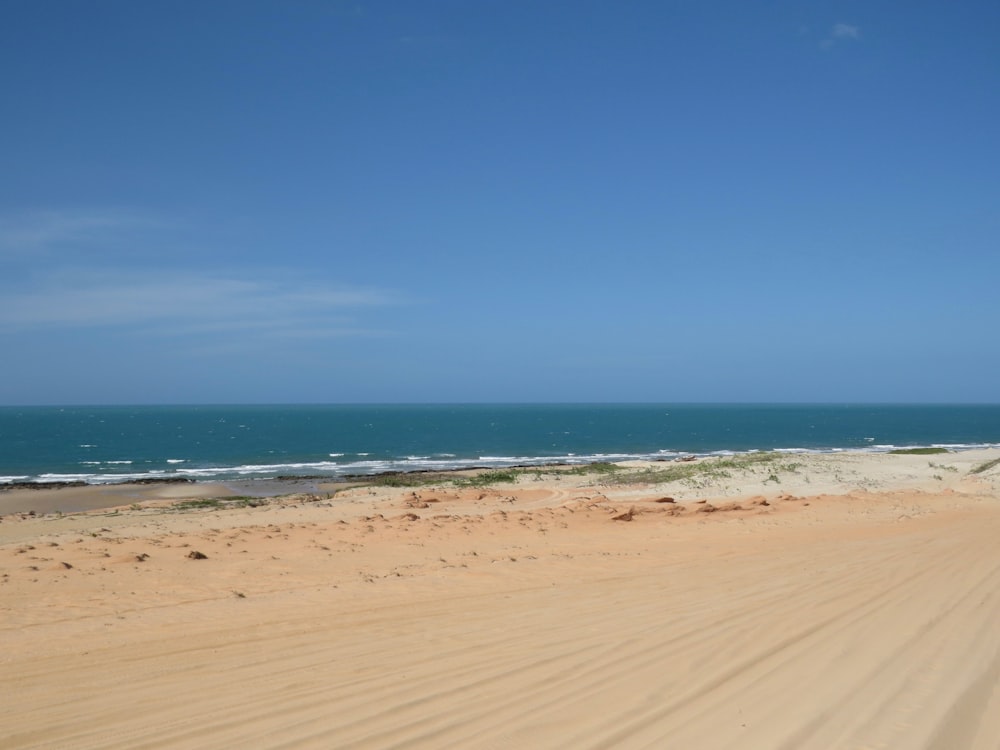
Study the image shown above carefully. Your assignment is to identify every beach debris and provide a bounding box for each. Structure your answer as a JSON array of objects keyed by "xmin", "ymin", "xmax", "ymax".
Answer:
[
  {"xmin": 58, "ymin": 561, "xmax": 73, "ymax": 569},
  {"xmin": 653, "ymin": 496, "xmax": 676, "ymax": 503},
  {"xmin": 695, "ymin": 503, "xmax": 718, "ymax": 513},
  {"xmin": 134, "ymin": 553, "xmax": 150, "ymax": 562},
  {"xmin": 186, "ymin": 550, "xmax": 208, "ymax": 560}
]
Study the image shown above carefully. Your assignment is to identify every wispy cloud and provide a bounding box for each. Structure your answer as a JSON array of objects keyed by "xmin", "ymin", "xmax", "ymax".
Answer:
[
  {"xmin": 0, "ymin": 209, "xmax": 154, "ymax": 257},
  {"xmin": 832, "ymin": 23, "xmax": 860, "ymax": 40},
  {"xmin": 0, "ymin": 208, "xmax": 403, "ymax": 344},
  {"xmin": 0, "ymin": 270, "xmax": 400, "ymax": 339},
  {"xmin": 821, "ymin": 22, "xmax": 861, "ymax": 49}
]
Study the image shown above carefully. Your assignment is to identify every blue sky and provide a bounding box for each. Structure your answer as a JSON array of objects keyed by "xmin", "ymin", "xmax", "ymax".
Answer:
[{"xmin": 2, "ymin": 1, "xmax": 998, "ymax": 404}]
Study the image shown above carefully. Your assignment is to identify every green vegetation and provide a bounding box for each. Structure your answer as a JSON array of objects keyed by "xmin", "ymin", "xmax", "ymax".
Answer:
[
  {"xmin": 597, "ymin": 452, "xmax": 801, "ymax": 488},
  {"xmin": 164, "ymin": 452, "xmax": 830, "ymax": 510},
  {"xmin": 183, "ymin": 454, "xmax": 818, "ymax": 501},
  {"xmin": 363, "ymin": 473, "xmax": 442, "ymax": 488},
  {"xmin": 888, "ymin": 447, "xmax": 950, "ymax": 455},
  {"xmin": 454, "ymin": 469, "xmax": 521, "ymax": 488},
  {"xmin": 563, "ymin": 462, "xmax": 622, "ymax": 476},
  {"xmin": 970, "ymin": 457, "xmax": 1000, "ymax": 475},
  {"xmin": 170, "ymin": 496, "xmax": 268, "ymax": 511},
  {"xmin": 383, "ymin": 454, "xmax": 806, "ymax": 491},
  {"xmin": 236, "ymin": 497, "xmax": 270, "ymax": 508},
  {"xmin": 454, "ymin": 462, "xmax": 625, "ymax": 487},
  {"xmin": 172, "ymin": 498, "xmax": 225, "ymax": 510}
]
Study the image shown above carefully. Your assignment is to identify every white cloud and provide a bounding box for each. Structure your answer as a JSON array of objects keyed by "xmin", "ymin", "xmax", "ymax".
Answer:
[
  {"xmin": 0, "ymin": 270, "xmax": 399, "ymax": 339},
  {"xmin": 832, "ymin": 23, "xmax": 860, "ymax": 40},
  {"xmin": 821, "ymin": 22, "xmax": 861, "ymax": 49},
  {"xmin": 0, "ymin": 210, "xmax": 152, "ymax": 257},
  {"xmin": 0, "ymin": 207, "xmax": 403, "ymax": 343}
]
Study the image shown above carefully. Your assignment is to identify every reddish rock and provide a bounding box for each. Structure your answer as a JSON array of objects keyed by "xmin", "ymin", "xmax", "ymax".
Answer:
[{"xmin": 611, "ymin": 507, "xmax": 636, "ymax": 522}]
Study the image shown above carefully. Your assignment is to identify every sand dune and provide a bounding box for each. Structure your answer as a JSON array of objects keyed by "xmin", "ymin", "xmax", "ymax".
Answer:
[{"xmin": 2, "ymin": 451, "xmax": 1000, "ymax": 748}]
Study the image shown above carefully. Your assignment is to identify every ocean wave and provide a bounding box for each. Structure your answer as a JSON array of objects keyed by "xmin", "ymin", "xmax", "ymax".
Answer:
[
  {"xmin": 931, "ymin": 443, "xmax": 997, "ymax": 449},
  {"xmin": 36, "ymin": 473, "xmax": 98, "ymax": 482}
]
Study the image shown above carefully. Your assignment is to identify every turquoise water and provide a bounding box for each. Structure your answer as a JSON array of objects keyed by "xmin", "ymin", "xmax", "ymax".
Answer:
[{"xmin": 1, "ymin": 404, "xmax": 998, "ymax": 485}]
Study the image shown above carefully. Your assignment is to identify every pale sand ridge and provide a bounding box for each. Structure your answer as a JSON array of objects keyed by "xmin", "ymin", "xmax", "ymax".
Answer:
[{"xmin": 2, "ymin": 450, "xmax": 1000, "ymax": 749}]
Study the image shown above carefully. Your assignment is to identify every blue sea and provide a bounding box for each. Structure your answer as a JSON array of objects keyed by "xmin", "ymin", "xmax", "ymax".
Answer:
[{"xmin": 1, "ymin": 404, "xmax": 998, "ymax": 486}]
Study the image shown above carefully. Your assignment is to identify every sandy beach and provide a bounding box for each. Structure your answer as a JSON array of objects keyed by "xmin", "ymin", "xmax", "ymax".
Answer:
[{"xmin": 3, "ymin": 449, "xmax": 1000, "ymax": 749}]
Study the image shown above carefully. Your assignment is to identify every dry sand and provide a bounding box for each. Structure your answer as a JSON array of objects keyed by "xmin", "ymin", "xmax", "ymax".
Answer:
[{"xmin": 2, "ymin": 450, "xmax": 1000, "ymax": 749}]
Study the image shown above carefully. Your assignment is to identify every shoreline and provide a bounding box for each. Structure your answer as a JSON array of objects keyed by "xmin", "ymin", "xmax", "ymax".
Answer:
[
  {"xmin": 2, "ymin": 447, "xmax": 998, "ymax": 518},
  {"xmin": 5, "ymin": 440, "xmax": 998, "ymax": 491}
]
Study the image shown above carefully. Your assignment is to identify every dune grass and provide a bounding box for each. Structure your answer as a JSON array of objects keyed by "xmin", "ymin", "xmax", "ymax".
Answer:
[
  {"xmin": 171, "ymin": 496, "xmax": 268, "ymax": 511},
  {"xmin": 596, "ymin": 452, "xmax": 800, "ymax": 487},
  {"xmin": 970, "ymin": 457, "xmax": 1000, "ymax": 475}
]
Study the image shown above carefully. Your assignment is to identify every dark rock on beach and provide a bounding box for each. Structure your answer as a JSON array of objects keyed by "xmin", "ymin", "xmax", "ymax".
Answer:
[
  {"xmin": 1, "ymin": 477, "xmax": 193, "ymax": 492},
  {"xmin": 0, "ymin": 481, "xmax": 88, "ymax": 492}
]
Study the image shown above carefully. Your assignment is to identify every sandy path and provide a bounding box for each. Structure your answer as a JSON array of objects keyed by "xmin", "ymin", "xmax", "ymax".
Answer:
[{"xmin": 3, "ymin": 454, "xmax": 1000, "ymax": 748}]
